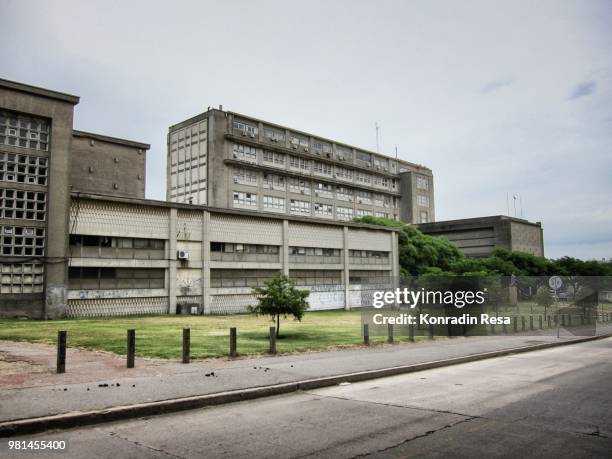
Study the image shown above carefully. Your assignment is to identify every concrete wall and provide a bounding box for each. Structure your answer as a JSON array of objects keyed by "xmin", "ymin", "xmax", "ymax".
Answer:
[
  {"xmin": 70, "ymin": 131, "xmax": 148, "ymax": 199},
  {"xmin": 416, "ymin": 216, "xmax": 544, "ymax": 258},
  {"xmin": 0, "ymin": 79, "xmax": 79, "ymax": 319}
]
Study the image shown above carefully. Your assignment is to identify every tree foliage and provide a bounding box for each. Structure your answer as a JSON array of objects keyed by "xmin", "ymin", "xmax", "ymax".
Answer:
[
  {"xmin": 248, "ymin": 274, "xmax": 309, "ymax": 338},
  {"xmin": 354, "ymin": 216, "xmax": 612, "ymax": 277}
]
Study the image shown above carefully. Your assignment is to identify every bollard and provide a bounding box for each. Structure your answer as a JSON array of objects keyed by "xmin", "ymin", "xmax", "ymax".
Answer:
[
  {"xmin": 539, "ymin": 315, "xmax": 543, "ymax": 330},
  {"xmin": 127, "ymin": 329, "xmax": 135, "ymax": 368},
  {"xmin": 490, "ymin": 323, "xmax": 496, "ymax": 335},
  {"xmin": 561, "ymin": 314, "xmax": 566, "ymax": 327},
  {"xmin": 428, "ymin": 323, "xmax": 434, "ymax": 340},
  {"xmin": 462, "ymin": 323, "xmax": 468, "ymax": 337},
  {"xmin": 387, "ymin": 323, "xmax": 394, "ymax": 344},
  {"xmin": 529, "ymin": 316, "xmax": 533, "ymax": 331},
  {"xmin": 502, "ymin": 322, "xmax": 507, "ymax": 334},
  {"xmin": 57, "ymin": 330, "xmax": 66, "ymax": 374},
  {"xmin": 182, "ymin": 327, "xmax": 190, "ymax": 364},
  {"xmin": 269, "ymin": 327, "xmax": 277, "ymax": 354},
  {"xmin": 548, "ymin": 316, "xmax": 552, "ymax": 328},
  {"xmin": 408, "ymin": 323, "xmax": 415, "ymax": 342},
  {"xmin": 554, "ymin": 314, "xmax": 558, "ymax": 326},
  {"xmin": 363, "ymin": 324, "xmax": 370, "ymax": 345},
  {"xmin": 568, "ymin": 314, "xmax": 572, "ymax": 327},
  {"xmin": 229, "ymin": 327, "xmax": 237, "ymax": 357},
  {"xmin": 513, "ymin": 316, "xmax": 518, "ymax": 333},
  {"xmin": 521, "ymin": 316, "xmax": 526, "ymax": 331}
]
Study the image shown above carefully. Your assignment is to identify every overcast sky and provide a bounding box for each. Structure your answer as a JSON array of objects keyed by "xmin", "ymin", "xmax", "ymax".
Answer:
[{"xmin": 2, "ymin": 0, "xmax": 611, "ymax": 260}]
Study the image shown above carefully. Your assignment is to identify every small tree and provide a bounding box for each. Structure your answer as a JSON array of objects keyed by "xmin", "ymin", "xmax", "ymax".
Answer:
[
  {"xmin": 534, "ymin": 286, "xmax": 554, "ymax": 318},
  {"xmin": 249, "ymin": 274, "xmax": 309, "ymax": 338}
]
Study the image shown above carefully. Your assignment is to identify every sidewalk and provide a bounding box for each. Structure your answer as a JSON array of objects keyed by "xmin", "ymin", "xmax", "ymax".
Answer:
[{"xmin": 2, "ymin": 324, "xmax": 611, "ymax": 427}]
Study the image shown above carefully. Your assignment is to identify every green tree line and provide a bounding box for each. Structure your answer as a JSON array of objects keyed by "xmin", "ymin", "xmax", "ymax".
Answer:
[{"xmin": 354, "ymin": 216, "xmax": 612, "ymax": 277}]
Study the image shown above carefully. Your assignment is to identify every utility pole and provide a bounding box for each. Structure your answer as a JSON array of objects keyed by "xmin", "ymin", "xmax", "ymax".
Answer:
[{"xmin": 375, "ymin": 122, "xmax": 380, "ymax": 153}]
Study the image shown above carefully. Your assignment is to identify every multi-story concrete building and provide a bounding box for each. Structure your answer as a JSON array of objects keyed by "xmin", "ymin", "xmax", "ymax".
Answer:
[
  {"xmin": 1, "ymin": 79, "xmax": 399, "ymax": 319},
  {"xmin": 416, "ymin": 216, "xmax": 545, "ymax": 258},
  {"xmin": 167, "ymin": 108, "xmax": 435, "ymax": 224}
]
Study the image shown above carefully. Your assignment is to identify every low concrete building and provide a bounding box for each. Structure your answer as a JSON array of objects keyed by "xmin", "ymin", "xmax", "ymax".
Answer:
[{"xmin": 416, "ymin": 215, "xmax": 544, "ymax": 257}]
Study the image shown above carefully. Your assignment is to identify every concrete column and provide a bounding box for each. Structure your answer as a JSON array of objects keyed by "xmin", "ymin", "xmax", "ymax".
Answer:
[
  {"xmin": 202, "ymin": 210, "xmax": 211, "ymax": 314},
  {"xmin": 168, "ymin": 208, "xmax": 178, "ymax": 314},
  {"xmin": 343, "ymin": 226, "xmax": 350, "ymax": 310},
  {"xmin": 282, "ymin": 220, "xmax": 289, "ymax": 276}
]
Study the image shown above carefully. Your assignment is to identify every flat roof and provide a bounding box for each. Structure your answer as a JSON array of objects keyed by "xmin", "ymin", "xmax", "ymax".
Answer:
[
  {"xmin": 416, "ymin": 215, "xmax": 542, "ymax": 229},
  {"xmin": 0, "ymin": 78, "xmax": 80, "ymax": 105},
  {"xmin": 71, "ymin": 192, "xmax": 400, "ymax": 232},
  {"xmin": 73, "ymin": 130, "xmax": 150, "ymax": 150}
]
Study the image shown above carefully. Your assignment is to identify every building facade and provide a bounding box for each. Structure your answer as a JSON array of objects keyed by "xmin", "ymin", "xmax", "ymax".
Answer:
[
  {"xmin": 1, "ymin": 79, "xmax": 399, "ymax": 319},
  {"xmin": 167, "ymin": 109, "xmax": 435, "ymax": 224},
  {"xmin": 416, "ymin": 216, "xmax": 545, "ymax": 258}
]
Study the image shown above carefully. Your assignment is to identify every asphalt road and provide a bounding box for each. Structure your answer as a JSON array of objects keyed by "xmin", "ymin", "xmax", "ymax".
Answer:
[{"xmin": 3, "ymin": 338, "xmax": 611, "ymax": 458}]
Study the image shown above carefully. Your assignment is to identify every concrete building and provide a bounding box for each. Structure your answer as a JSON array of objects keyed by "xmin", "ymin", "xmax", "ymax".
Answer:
[
  {"xmin": 416, "ymin": 215, "xmax": 545, "ymax": 258},
  {"xmin": 167, "ymin": 109, "xmax": 435, "ymax": 224},
  {"xmin": 1, "ymin": 79, "xmax": 399, "ymax": 318}
]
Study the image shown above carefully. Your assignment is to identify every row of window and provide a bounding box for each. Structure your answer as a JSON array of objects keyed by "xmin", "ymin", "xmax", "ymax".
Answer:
[
  {"xmin": 68, "ymin": 267, "xmax": 165, "ymax": 290},
  {"xmin": 232, "ymin": 120, "xmax": 397, "ymax": 171},
  {"xmin": 0, "ymin": 262, "xmax": 44, "ymax": 294},
  {"xmin": 1, "ymin": 225, "xmax": 45, "ymax": 257},
  {"xmin": 0, "ymin": 112, "xmax": 49, "ymax": 151},
  {"xmin": 233, "ymin": 143, "xmax": 398, "ymax": 190},
  {"xmin": 0, "ymin": 188, "xmax": 47, "ymax": 221},
  {"xmin": 211, "ymin": 242, "xmax": 279, "ymax": 254},
  {"xmin": 233, "ymin": 191, "xmax": 391, "ymax": 219},
  {"xmin": 0, "ymin": 152, "xmax": 48, "ymax": 185}
]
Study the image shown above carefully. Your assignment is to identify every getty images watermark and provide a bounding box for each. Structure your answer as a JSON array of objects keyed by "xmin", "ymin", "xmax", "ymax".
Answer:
[{"xmin": 359, "ymin": 276, "xmax": 612, "ymax": 337}]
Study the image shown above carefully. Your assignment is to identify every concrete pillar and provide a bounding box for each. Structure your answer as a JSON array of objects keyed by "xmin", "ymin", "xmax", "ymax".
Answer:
[
  {"xmin": 343, "ymin": 226, "xmax": 350, "ymax": 310},
  {"xmin": 202, "ymin": 210, "xmax": 211, "ymax": 315},
  {"xmin": 168, "ymin": 208, "xmax": 178, "ymax": 314},
  {"xmin": 282, "ymin": 220, "xmax": 289, "ymax": 276}
]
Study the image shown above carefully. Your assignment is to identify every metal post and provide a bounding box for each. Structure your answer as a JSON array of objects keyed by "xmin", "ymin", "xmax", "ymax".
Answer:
[
  {"xmin": 127, "ymin": 329, "xmax": 135, "ymax": 368},
  {"xmin": 568, "ymin": 314, "xmax": 572, "ymax": 327},
  {"xmin": 229, "ymin": 327, "xmax": 237, "ymax": 357},
  {"xmin": 548, "ymin": 316, "xmax": 552, "ymax": 328},
  {"xmin": 269, "ymin": 327, "xmax": 277, "ymax": 354},
  {"xmin": 502, "ymin": 322, "xmax": 507, "ymax": 334},
  {"xmin": 521, "ymin": 316, "xmax": 526, "ymax": 331},
  {"xmin": 363, "ymin": 324, "xmax": 369, "ymax": 345},
  {"xmin": 428, "ymin": 323, "xmax": 434, "ymax": 340},
  {"xmin": 513, "ymin": 316, "xmax": 518, "ymax": 333},
  {"xmin": 490, "ymin": 324, "xmax": 495, "ymax": 335},
  {"xmin": 57, "ymin": 330, "xmax": 66, "ymax": 374},
  {"xmin": 408, "ymin": 323, "xmax": 415, "ymax": 342},
  {"xmin": 529, "ymin": 316, "xmax": 534, "ymax": 330},
  {"xmin": 387, "ymin": 323, "xmax": 394, "ymax": 343},
  {"xmin": 539, "ymin": 315, "xmax": 543, "ymax": 330},
  {"xmin": 182, "ymin": 327, "xmax": 190, "ymax": 364}
]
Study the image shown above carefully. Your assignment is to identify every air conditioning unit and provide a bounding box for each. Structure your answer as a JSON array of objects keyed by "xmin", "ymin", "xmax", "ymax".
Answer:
[
  {"xmin": 304, "ymin": 147, "xmax": 309, "ymax": 152},
  {"xmin": 326, "ymin": 153, "xmax": 331, "ymax": 158},
  {"xmin": 233, "ymin": 178, "xmax": 239, "ymax": 184},
  {"xmin": 177, "ymin": 250, "xmax": 189, "ymax": 260},
  {"xmin": 293, "ymin": 145, "xmax": 298, "ymax": 149},
  {"xmin": 300, "ymin": 190, "xmax": 305, "ymax": 194},
  {"xmin": 250, "ymin": 133, "xmax": 255, "ymax": 138},
  {"xmin": 242, "ymin": 132, "xmax": 247, "ymax": 136}
]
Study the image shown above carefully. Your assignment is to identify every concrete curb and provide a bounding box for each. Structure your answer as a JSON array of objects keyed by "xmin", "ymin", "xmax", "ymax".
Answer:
[{"xmin": 1, "ymin": 333, "xmax": 610, "ymax": 437}]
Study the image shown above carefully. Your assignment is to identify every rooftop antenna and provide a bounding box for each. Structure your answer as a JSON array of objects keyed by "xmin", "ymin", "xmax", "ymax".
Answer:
[
  {"xmin": 506, "ymin": 192, "xmax": 510, "ymax": 216},
  {"xmin": 513, "ymin": 194, "xmax": 517, "ymax": 217},
  {"xmin": 375, "ymin": 122, "xmax": 380, "ymax": 153},
  {"xmin": 395, "ymin": 144, "xmax": 398, "ymax": 160}
]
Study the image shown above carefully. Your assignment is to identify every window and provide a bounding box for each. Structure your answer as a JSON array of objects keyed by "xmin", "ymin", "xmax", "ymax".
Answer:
[
  {"xmin": 233, "ymin": 191, "xmax": 257, "ymax": 207},
  {"xmin": 355, "ymin": 209, "xmax": 373, "ymax": 218},
  {"xmin": 263, "ymin": 195, "xmax": 285, "ymax": 211},
  {"xmin": 313, "ymin": 161, "xmax": 332, "ymax": 176},
  {"xmin": 336, "ymin": 186, "xmax": 353, "ymax": 201},
  {"xmin": 417, "ymin": 195, "xmax": 430, "ymax": 207},
  {"xmin": 1, "ymin": 225, "xmax": 45, "ymax": 256},
  {"xmin": 233, "ymin": 167, "xmax": 257, "ymax": 186},
  {"xmin": 289, "ymin": 156, "xmax": 310, "ymax": 171},
  {"xmin": 373, "ymin": 193, "xmax": 384, "ymax": 207},
  {"xmin": 336, "ymin": 206, "xmax": 354, "ymax": 221},
  {"xmin": 262, "ymin": 173, "xmax": 285, "ymax": 191},
  {"xmin": 233, "ymin": 120, "xmax": 258, "ymax": 137},
  {"xmin": 313, "ymin": 182, "xmax": 333, "ymax": 198},
  {"xmin": 289, "ymin": 177, "xmax": 310, "ymax": 195},
  {"xmin": 263, "ymin": 128, "xmax": 285, "ymax": 142},
  {"xmin": 312, "ymin": 140, "xmax": 332, "ymax": 156},
  {"xmin": 355, "ymin": 172, "xmax": 371, "ymax": 185},
  {"xmin": 355, "ymin": 190, "xmax": 372, "ymax": 205},
  {"xmin": 417, "ymin": 176, "xmax": 429, "ymax": 190},
  {"xmin": 0, "ymin": 188, "xmax": 46, "ymax": 221},
  {"xmin": 419, "ymin": 211, "xmax": 428, "ymax": 223},
  {"xmin": 232, "ymin": 143, "xmax": 257, "ymax": 162},
  {"xmin": 314, "ymin": 203, "xmax": 333, "ymax": 217},
  {"xmin": 290, "ymin": 199, "xmax": 310, "ymax": 215},
  {"xmin": 335, "ymin": 166, "xmax": 353, "ymax": 181},
  {"xmin": 210, "ymin": 269, "xmax": 279, "ymax": 288},
  {"xmin": 0, "ymin": 112, "xmax": 49, "ymax": 151},
  {"xmin": 289, "ymin": 134, "xmax": 309, "ymax": 149},
  {"xmin": 375, "ymin": 211, "xmax": 389, "ymax": 218},
  {"xmin": 262, "ymin": 150, "xmax": 284, "ymax": 166},
  {"xmin": 336, "ymin": 146, "xmax": 352, "ymax": 161},
  {"xmin": 0, "ymin": 152, "xmax": 48, "ymax": 185},
  {"xmin": 68, "ymin": 267, "xmax": 165, "ymax": 290},
  {"xmin": 356, "ymin": 151, "xmax": 371, "ymax": 163}
]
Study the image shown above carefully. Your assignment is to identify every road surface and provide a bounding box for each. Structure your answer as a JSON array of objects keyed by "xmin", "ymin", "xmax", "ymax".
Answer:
[{"xmin": 3, "ymin": 337, "xmax": 611, "ymax": 458}]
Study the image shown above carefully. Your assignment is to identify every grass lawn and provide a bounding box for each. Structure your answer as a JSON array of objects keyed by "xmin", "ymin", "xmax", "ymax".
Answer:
[{"xmin": 0, "ymin": 310, "xmax": 421, "ymax": 360}]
